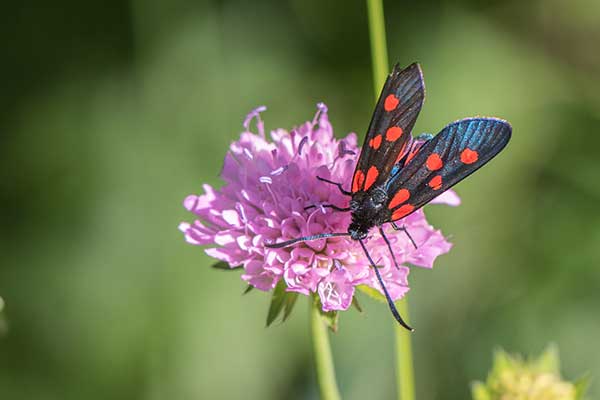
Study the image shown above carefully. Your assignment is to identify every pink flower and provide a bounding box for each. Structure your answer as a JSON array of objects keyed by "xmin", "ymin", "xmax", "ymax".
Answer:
[
  {"xmin": 179, "ymin": 104, "xmax": 458, "ymax": 312},
  {"xmin": 318, "ymin": 265, "xmax": 355, "ymax": 312}
]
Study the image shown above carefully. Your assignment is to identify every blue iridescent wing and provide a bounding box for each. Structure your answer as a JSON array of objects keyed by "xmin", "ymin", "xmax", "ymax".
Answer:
[
  {"xmin": 384, "ymin": 118, "xmax": 512, "ymax": 221},
  {"xmin": 351, "ymin": 63, "xmax": 424, "ymax": 193}
]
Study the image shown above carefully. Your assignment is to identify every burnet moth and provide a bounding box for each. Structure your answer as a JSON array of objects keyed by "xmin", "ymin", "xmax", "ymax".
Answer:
[{"xmin": 266, "ymin": 63, "xmax": 512, "ymax": 330}]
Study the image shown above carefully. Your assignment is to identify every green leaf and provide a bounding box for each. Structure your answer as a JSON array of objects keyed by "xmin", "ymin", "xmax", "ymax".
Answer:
[
  {"xmin": 211, "ymin": 261, "xmax": 240, "ymax": 271},
  {"xmin": 320, "ymin": 309, "xmax": 339, "ymax": 333},
  {"xmin": 266, "ymin": 281, "xmax": 287, "ymax": 327},
  {"xmin": 471, "ymin": 382, "xmax": 491, "ymax": 400},
  {"xmin": 242, "ymin": 285, "xmax": 254, "ymax": 295},
  {"xmin": 265, "ymin": 282, "xmax": 300, "ymax": 326},
  {"xmin": 491, "ymin": 348, "xmax": 513, "ymax": 375},
  {"xmin": 282, "ymin": 292, "xmax": 299, "ymax": 322},
  {"xmin": 357, "ymin": 284, "xmax": 386, "ymax": 303},
  {"xmin": 351, "ymin": 296, "xmax": 363, "ymax": 313},
  {"xmin": 574, "ymin": 373, "xmax": 591, "ymax": 400},
  {"xmin": 533, "ymin": 344, "xmax": 560, "ymax": 373}
]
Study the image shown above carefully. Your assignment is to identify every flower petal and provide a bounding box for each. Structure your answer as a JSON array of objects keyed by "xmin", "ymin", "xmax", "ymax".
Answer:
[
  {"xmin": 318, "ymin": 268, "xmax": 354, "ymax": 311},
  {"xmin": 430, "ymin": 189, "xmax": 461, "ymax": 206}
]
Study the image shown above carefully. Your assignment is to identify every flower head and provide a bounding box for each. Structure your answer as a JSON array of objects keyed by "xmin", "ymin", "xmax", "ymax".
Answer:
[
  {"xmin": 472, "ymin": 346, "xmax": 588, "ymax": 400},
  {"xmin": 179, "ymin": 104, "xmax": 457, "ymax": 313}
]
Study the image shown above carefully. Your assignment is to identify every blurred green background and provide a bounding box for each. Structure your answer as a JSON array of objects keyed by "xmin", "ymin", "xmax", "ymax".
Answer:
[{"xmin": 1, "ymin": 0, "xmax": 599, "ymax": 399}]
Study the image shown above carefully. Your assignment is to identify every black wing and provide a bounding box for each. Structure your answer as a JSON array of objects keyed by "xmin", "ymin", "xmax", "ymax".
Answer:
[
  {"xmin": 351, "ymin": 63, "xmax": 425, "ymax": 193},
  {"xmin": 384, "ymin": 118, "xmax": 512, "ymax": 221}
]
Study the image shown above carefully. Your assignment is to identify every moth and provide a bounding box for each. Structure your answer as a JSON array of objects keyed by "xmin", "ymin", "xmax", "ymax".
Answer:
[{"xmin": 266, "ymin": 63, "xmax": 511, "ymax": 330}]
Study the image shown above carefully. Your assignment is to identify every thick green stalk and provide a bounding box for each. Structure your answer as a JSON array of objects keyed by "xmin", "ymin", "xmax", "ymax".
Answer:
[
  {"xmin": 395, "ymin": 299, "xmax": 416, "ymax": 400},
  {"xmin": 310, "ymin": 301, "xmax": 341, "ymax": 400},
  {"xmin": 366, "ymin": 1, "xmax": 416, "ymax": 400},
  {"xmin": 366, "ymin": 0, "xmax": 389, "ymax": 96}
]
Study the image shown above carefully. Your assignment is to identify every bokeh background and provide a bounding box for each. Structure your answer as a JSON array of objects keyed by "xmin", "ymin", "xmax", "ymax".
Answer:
[{"xmin": 2, "ymin": 0, "xmax": 600, "ymax": 399}]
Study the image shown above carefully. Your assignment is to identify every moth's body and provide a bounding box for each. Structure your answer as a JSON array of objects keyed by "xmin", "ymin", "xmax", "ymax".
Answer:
[{"xmin": 349, "ymin": 187, "xmax": 390, "ymax": 240}]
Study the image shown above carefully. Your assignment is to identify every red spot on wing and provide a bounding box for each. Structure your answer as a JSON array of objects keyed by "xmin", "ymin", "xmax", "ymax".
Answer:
[
  {"xmin": 391, "ymin": 204, "xmax": 415, "ymax": 220},
  {"xmin": 460, "ymin": 148, "xmax": 479, "ymax": 164},
  {"xmin": 388, "ymin": 188, "xmax": 410, "ymax": 209},
  {"xmin": 428, "ymin": 175, "xmax": 442, "ymax": 190},
  {"xmin": 369, "ymin": 134, "xmax": 382, "ymax": 150},
  {"xmin": 384, "ymin": 94, "xmax": 399, "ymax": 111},
  {"xmin": 352, "ymin": 170, "xmax": 365, "ymax": 192},
  {"xmin": 386, "ymin": 126, "xmax": 403, "ymax": 142},
  {"xmin": 426, "ymin": 153, "xmax": 443, "ymax": 171},
  {"xmin": 364, "ymin": 166, "xmax": 379, "ymax": 191}
]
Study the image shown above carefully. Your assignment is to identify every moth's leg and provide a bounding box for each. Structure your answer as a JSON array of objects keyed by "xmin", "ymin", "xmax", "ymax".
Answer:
[
  {"xmin": 391, "ymin": 221, "xmax": 418, "ymax": 249},
  {"xmin": 305, "ymin": 176, "xmax": 352, "ymax": 212},
  {"xmin": 378, "ymin": 226, "xmax": 400, "ymax": 270},
  {"xmin": 316, "ymin": 176, "xmax": 352, "ymax": 196},
  {"xmin": 304, "ymin": 204, "xmax": 351, "ymax": 212}
]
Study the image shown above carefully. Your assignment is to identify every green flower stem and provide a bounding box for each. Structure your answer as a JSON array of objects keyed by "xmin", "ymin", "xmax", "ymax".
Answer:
[
  {"xmin": 310, "ymin": 300, "xmax": 341, "ymax": 400},
  {"xmin": 366, "ymin": 0, "xmax": 389, "ymax": 97},
  {"xmin": 366, "ymin": 1, "xmax": 416, "ymax": 399},
  {"xmin": 395, "ymin": 299, "xmax": 415, "ymax": 400}
]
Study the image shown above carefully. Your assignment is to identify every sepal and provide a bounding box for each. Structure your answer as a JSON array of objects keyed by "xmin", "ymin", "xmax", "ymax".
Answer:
[
  {"xmin": 357, "ymin": 284, "xmax": 386, "ymax": 303},
  {"xmin": 266, "ymin": 281, "xmax": 300, "ymax": 326},
  {"xmin": 211, "ymin": 261, "xmax": 240, "ymax": 271}
]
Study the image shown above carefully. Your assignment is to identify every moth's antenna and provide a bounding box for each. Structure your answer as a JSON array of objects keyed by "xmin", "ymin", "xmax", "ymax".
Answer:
[
  {"xmin": 265, "ymin": 232, "xmax": 350, "ymax": 249},
  {"xmin": 358, "ymin": 239, "xmax": 414, "ymax": 331}
]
